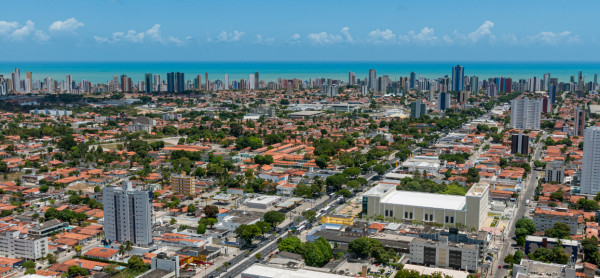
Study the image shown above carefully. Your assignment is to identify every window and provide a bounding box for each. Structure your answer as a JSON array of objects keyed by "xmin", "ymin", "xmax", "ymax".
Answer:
[
  {"xmin": 385, "ymin": 210, "xmax": 389, "ymax": 217},
  {"xmin": 389, "ymin": 210, "xmax": 393, "ymax": 217}
]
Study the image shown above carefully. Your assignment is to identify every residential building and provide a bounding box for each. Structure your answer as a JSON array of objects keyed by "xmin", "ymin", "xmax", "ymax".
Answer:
[
  {"xmin": 127, "ymin": 116, "xmax": 155, "ymax": 133},
  {"xmin": 0, "ymin": 230, "xmax": 48, "ymax": 260},
  {"xmin": 458, "ymin": 91, "xmax": 470, "ymax": 104},
  {"xmin": 409, "ymin": 237, "xmax": 479, "ymax": 272},
  {"xmin": 144, "ymin": 73, "xmax": 153, "ymax": 93},
  {"xmin": 167, "ymin": 72, "xmax": 185, "ymax": 93},
  {"xmin": 574, "ymin": 107, "xmax": 585, "ymax": 137},
  {"xmin": 532, "ymin": 207, "xmax": 582, "ymax": 235},
  {"xmin": 545, "ymin": 161, "xmax": 564, "ymax": 183},
  {"xmin": 511, "ymin": 133, "xmax": 529, "ymax": 155},
  {"xmin": 362, "ymin": 183, "xmax": 489, "ymax": 230},
  {"xmin": 510, "ymin": 97, "xmax": 542, "ymax": 130},
  {"xmin": 410, "ymin": 99, "xmax": 427, "ymax": 118},
  {"xmin": 102, "ymin": 181, "xmax": 153, "ymax": 246},
  {"xmin": 28, "ymin": 219, "xmax": 68, "ymax": 237},
  {"xmin": 581, "ymin": 126, "xmax": 600, "ymax": 195},
  {"xmin": 170, "ymin": 172, "xmax": 195, "ymax": 196}
]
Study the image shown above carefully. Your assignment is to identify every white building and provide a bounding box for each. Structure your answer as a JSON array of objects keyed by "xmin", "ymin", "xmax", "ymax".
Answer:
[
  {"xmin": 409, "ymin": 237, "xmax": 479, "ymax": 272},
  {"xmin": 362, "ymin": 183, "xmax": 489, "ymax": 230},
  {"xmin": 103, "ymin": 181, "xmax": 153, "ymax": 246},
  {"xmin": 581, "ymin": 126, "xmax": 600, "ymax": 195},
  {"xmin": 512, "ymin": 259, "xmax": 576, "ymax": 278},
  {"xmin": 0, "ymin": 230, "xmax": 48, "ymax": 260},
  {"xmin": 510, "ymin": 97, "xmax": 542, "ymax": 130},
  {"xmin": 242, "ymin": 264, "xmax": 348, "ymax": 278}
]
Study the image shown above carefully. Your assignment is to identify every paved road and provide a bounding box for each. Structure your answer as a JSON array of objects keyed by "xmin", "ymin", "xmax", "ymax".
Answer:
[
  {"xmin": 491, "ymin": 133, "xmax": 545, "ymax": 278},
  {"xmin": 204, "ymin": 196, "xmax": 338, "ymax": 278}
]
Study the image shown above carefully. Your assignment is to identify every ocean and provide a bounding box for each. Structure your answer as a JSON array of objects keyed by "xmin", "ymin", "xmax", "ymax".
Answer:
[{"xmin": 0, "ymin": 61, "xmax": 599, "ymax": 84}]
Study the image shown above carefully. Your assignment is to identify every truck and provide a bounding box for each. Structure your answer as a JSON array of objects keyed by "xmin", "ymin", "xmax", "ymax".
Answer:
[{"xmin": 525, "ymin": 200, "xmax": 530, "ymax": 206}]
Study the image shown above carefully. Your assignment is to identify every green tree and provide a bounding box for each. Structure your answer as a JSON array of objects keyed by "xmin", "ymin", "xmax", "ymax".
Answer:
[
  {"xmin": 304, "ymin": 242, "xmax": 326, "ymax": 267},
  {"xmin": 348, "ymin": 237, "xmax": 373, "ymax": 258},
  {"xmin": 203, "ymin": 205, "xmax": 219, "ymax": 218},
  {"xmin": 582, "ymin": 236, "xmax": 600, "ymax": 265},
  {"xmin": 515, "ymin": 218, "xmax": 536, "ymax": 235},
  {"xmin": 278, "ymin": 236, "xmax": 302, "ymax": 253},
  {"xmin": 127, "ymin": 255, "xmax": 147, "ymax": 272},
  {"xmin": 67, "ymin": 265, "xmax": 89, "ymax": 277},
  {"xmin": 302, "ymin": 210, "xmax": 317, "ymax": 223},
  {"xmin": 263, "ymin": 211, "xmax": 285, "ymax": 228},
  {"xmin": 256, "ymin": 221, "xmax": 271, "ymax": 235},
  {"xmin": 339, "ymin": 188, "xmax": 352, "ymax": 198},
  {"xmin": 23, "ymin": 260, "xmax": 35, "ymax": 269},
  {"xmin": 235, "ymin": 224, "xmax": 261, "ymax": 245},
  {"xmin": 197, "ymin": 223, "xmax": 206, "ymax": 234},
  {"xmin": 187, "ymin": 204, "xmax": 196, "ymax": 214},
  {"xmin": 315, "ymin": 156, "xmax": 328, "ymax": 169},
  {"xmin": 544, "ymin": 222, "xmax": 571, "ymax": 239}
]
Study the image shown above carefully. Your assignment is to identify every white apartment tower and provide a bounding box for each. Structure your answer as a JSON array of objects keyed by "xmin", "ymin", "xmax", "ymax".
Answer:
[
  {"xmin": 581, "ymin": 127, "xmax": 600, "ymax": 195},
  {"xmin": 103, "ymin": 181, "xmax": 153, "ymax": 246},
  {"xmin": 510, "ymin": 97, "xmax": 542, "ymax": 130}
]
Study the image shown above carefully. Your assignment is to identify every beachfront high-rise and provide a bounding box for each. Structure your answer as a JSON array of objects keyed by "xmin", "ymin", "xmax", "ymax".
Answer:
[
  {"xmin": 103, "ymin": 181, "xmax": 153, "ymax": 246},
  {"xmin": 451, "ymin": 65, "xmax": 464, "ymax": 92},
  {"xmin": 144, "ymin": 73, "xmax": 153, "ymax": 93},
  {"xmin": 581, "ymin": 126, "xmax": 600, "ymax": 195},
  {"xmin": 510, "ymin": 97, "xmax": 542, "ymax": 130}
]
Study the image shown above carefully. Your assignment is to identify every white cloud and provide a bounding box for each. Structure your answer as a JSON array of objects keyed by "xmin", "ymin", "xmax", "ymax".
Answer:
[
  {"xmin": 11, "ymin": 20, "xmax": 35, "ymax": 41},
  {"xmin": 256, "ymin": 34, "xmax": 275, "ymax": 44},
  {"xmin": 368, "ymin": 29, "xmax": 396, "ymax": 43},
  {"xmin": 34, "ymin": 30, "xmax": 50, "ymax": 42},
  {"xmin": 341, "ymin": 27, "xmax": 353, "ymax": 42},
  {"xmin": 95, "ymin": 24, "xmax": 184, "ymax": 45},
  {"xmin": 0, "ymin": 21, "xmax": 18, "ymax": 35},
  {"xmin": 307, "ymin": 32, "xmax": 342, "ymax": 44},
  {"xmin": 49, "ymin": 18, "xmax": 84, "ymax": 32},
  {"xmin": 216, "ymin": 30, "xmax": 245, "ymax": 42},
  {"xmin": 526, "ymin": 31, "xmax": 581, "ymax": 45},
  {"xmin": 291, "ymin": 33, "xmax": 300, "ymax": 40},
  {"xmin": 468, "ymin": 21, "xmax": 495, "ymax": 42},
  {"xmin": 398, "ymin": 27, "xmax": 439, "ymax": 44}
]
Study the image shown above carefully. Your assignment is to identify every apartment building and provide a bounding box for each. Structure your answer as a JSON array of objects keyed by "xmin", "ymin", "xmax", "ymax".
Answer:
[
  {"xmin": 103, "ymin": 181, "xmax": 153, "ymax": 246},
  {"xmin": 409, "ymin": 237, "xmax": 479, "ymax": 272},
  {"xmin": 532, "ymin": 207, "xmax": 582, "ymax": 235},
  {"xmin": 0, "ymin": 230, "xmax": 48, "ymax": 260},
  {"xmin": 170, "ymin": 172, "xmax": 195, "ymax": 196}
]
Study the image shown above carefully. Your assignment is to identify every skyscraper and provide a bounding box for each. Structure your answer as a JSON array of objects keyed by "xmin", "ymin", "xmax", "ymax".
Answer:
[
  {"xmin": 548, "ymin": 84, "xmax": 556, "ymax": 105},
  {"xmin": 167, "ymin": 72, "xmax": 185, "ymax": 93},
  {"xmin": 144, "ymin": 73, "xmax": 153, "ymax": 93},
  {"xmin": 65, "ymin": 74, "xmax": 72, "ymax": 94},
  {"xmin": 224, "ymin": 74, "xmax": 229, "ymax": 90},
  {"xmin": 154, "ymin": 74, "xmax": 161, "ymax": 92},
  {"xmin": 511, "ymin": 133, "xmax": 529, "ymax": 155},
  {"xmin": 575, "ymin": 107, "xmax": 586, "ymax": 137},
  {"xmin": 120, "ymin": 75, "xmax": 129, "ymax": 92},
  {"xmin": 438, "ymin": 91, "xmax": 450, "ymax": 111},
  {"xmin": 410, "ymin": 99, "xmax": 427, "ymax": 118},
  {"xmin": 254, "ymin": 72, "xmax": 259, "ymax": 90},
  {"xmin": 459, "ymin": 91, "xmax": 470, "ymax": 104},
  {"xmin": 451, "ymin": 65, "xmax": 464, "ymax": 91},
  {"xmin": 581, "ymin": 126, "xmax": 600, "ymax": 195},
  {"xmin": 510, "ymin": 97, "xmax": 542, "ymax": 130},
  {"xmin": 543, "ymin": 73, "xmax": 550, "ymax": 91},
  {"xmin": 103, "ymin": 181, "xmax": 153, "ymax": 246},
  {"xmin": 26, "ymin": 71, "xmax": 32, "ymax": 93},
  {"xmin": 348, "ymin": 71, "xmax": 355, "ymax": 85},
  {"xmin": 11, "ymin": 68, "xmax": 21, "ymax": 92},
  {"xmin": 410, "ymin": 72, "xmax": 417, "ymax": 90},
  {"xmin": 205, "ymin": 73, "xmax": 209, "ymax": 90},
  {"xmin": 470, "ymin": 76, "xmax": 479, "ymax": 94},
  {"xmin": 368, "ymin": 69, "xmax": 376, "ymax": 91}
]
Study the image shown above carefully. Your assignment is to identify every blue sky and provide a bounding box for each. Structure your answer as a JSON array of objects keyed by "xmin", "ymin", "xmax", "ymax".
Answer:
[{"xmin": 0, "ymin": 0, "xmax": 598, "ymax": 61}]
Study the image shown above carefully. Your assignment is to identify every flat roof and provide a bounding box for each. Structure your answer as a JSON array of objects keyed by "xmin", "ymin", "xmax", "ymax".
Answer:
[
  {"xmin": 380, "ymin": 190, "xmax": 466, "ymax": 211},
  {"xmin": 289, "ymin": 111, "xmax": 324, "ymax": 116},
  {"xmin": 403, "ymin": 264, "xmax": 468, "ymax": 278},
  {"xmin": 590, "ymin": 105, "xmax": 600, "ymax": 115},
  {"xmin": 242, "ymin": 264, "xmax": 347, "ymax": 278}
]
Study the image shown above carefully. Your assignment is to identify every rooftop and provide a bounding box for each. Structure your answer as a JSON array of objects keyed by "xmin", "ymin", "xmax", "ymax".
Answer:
[
  {"xmin": 242, "ymin": 264, "xmax": 347, "ymax": 278},
  {"xmin": 381, "ymin": 190, "xmax": 467, "ymax": 211}
]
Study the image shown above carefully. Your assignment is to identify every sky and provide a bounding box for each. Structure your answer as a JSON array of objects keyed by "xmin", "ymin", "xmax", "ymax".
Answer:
[{"xmin": 0, "ymin": 0, "xmax": 598, "ymax": 61}]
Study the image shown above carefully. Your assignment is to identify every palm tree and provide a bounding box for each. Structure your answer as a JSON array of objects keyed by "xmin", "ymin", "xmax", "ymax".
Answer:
[
  {"xmin": 124, "ymin": 240, "xmax": 133, "ymax": 256},
  {"xmin": 118, "ymin": 245, "xmax": 126, "ymax": 259}
]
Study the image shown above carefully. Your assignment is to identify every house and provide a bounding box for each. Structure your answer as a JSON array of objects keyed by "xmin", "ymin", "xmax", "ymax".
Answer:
[{"xmin": 83, "ymin": 247, "xmax": 119, "ymax": 261}]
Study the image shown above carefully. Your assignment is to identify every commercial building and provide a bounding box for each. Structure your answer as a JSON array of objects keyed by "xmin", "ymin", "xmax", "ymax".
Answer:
[
  {"xmin": 581, "ymin": 126, "xmax": 600, "ymax": 195},
  {"xmin": 144, "ymin": 73, "xmax": 153, "ymax": 93},
  {"xmin": 127, "ymin": 116, "xmax": 155, "ymax": 133},
  {"xmin": 510, "ymin": 97, "xmax": 542, "ymax": 130},
  {"xmin": 545, "ymin": 161, "xmax": 564, "ymax": 183},
  {"xmin": 150, "ymin": 253, "xmax": 179, "ymax": 278},
  {"xmin": 524, "ymin": 236, "xmax": 578, "ymax": 260},
  {"xmin": 0, "ymin": 230, "xmax": 48, "ymax": 260},
  {"xmin": 242, "ymin": 264, "xmax": 348, "ymax": 278},
  {"xmin": 410, "ymin": 99, "xmax": 427, "ymax": 118},
  {"xmin": 170, "ymin": 172, "xmax": 195, "ymax": 196},
  {"xmin": 452, "ymin": 65, "xmax": 464, "ymax": 92},
  {"xmin": 512, "ymin": 259, "xmax": 575, "ymax": 278},
  {"xmin": 28, "ymin": 219, "xmax": 68, "ymax": 237},
  {"xmin": 399, "ymin": 156, "xmax": 441, "ymax": 173},
  {"xmin": 167, "ymin": 72, "xmax": 185, "ymax": 93},
  {"xmin": 362, "ymin": 183, "xmax": 489, "ymax": 230},
  {"xmin": 102, "ymin": 181, "xmax": 154, "ymax": 246},
  {"xmin": 320, "ymin": 214, "xmax": 354, "ymax": 226},
  {"xmin": 511, "ymin": 133, "xmax": 529, "ymax": 155},
  {"xmin": 409, "ymin": 237, "xmax": 479, "ymax": 272},
  {"xmin": 438, "ymin": 91, "xmax": 450, "ymax": 111}
]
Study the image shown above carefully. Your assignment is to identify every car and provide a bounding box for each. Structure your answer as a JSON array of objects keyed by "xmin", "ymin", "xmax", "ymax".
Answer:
[{"xmin": 498, "ymin": 265, "xmax": 502, "ymax": 269}]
